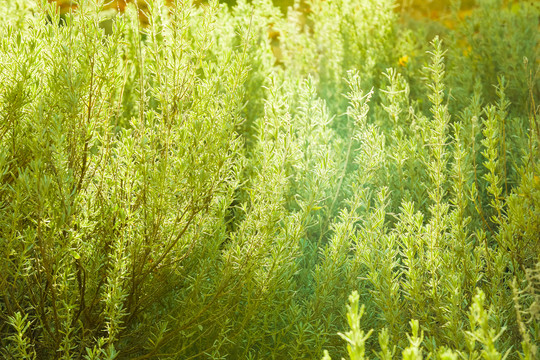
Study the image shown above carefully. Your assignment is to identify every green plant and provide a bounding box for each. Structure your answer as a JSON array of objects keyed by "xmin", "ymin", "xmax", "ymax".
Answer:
[{"xmin": 1, "ymin": 0, "xmax": 538, "ymax": 358}]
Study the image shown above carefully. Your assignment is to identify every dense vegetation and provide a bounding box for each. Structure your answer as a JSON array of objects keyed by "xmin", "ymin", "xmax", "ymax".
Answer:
[{"xmin": 0, "ymin": 0, "xmax": 538, "ymax": 359}]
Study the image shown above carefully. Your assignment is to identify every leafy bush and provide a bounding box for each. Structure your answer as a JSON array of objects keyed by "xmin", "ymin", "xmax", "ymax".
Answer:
[{"xmin": 0, "ymin": 0, "xmax": 538, "ymax": 359}]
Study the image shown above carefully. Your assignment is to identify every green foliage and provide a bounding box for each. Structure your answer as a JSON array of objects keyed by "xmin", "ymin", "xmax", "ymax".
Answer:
[{"xmin": 0, "ymin": 0, "xmax": 538, "ymax": 358}]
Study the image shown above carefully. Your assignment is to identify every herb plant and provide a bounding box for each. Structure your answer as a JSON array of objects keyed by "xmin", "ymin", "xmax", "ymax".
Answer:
[{"xmin": 0, "ymin": 0, "xmax": 538, "ymax": 359}]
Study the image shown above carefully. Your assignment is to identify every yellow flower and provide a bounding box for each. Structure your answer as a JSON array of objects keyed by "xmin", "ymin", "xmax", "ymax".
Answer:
[{"xmin": 399, "ymin": 55, "xmax": 409, "ymax": 67}]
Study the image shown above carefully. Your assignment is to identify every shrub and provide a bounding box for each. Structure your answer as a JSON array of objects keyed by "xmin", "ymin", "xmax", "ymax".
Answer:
[{"xmin": 0, "ymin": 0, "xmax": 538, "ymax": 358}]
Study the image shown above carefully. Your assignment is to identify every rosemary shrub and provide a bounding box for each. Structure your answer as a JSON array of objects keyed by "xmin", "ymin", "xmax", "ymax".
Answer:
[{"xmin": 0, "ymin": 0, "xmax": 538, "ymax": 359}]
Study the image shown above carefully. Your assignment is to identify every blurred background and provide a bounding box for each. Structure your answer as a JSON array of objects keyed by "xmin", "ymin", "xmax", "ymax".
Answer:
[{"xmin": 47, "ymin": 0, "xmax": 491, "ymax": 20}]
